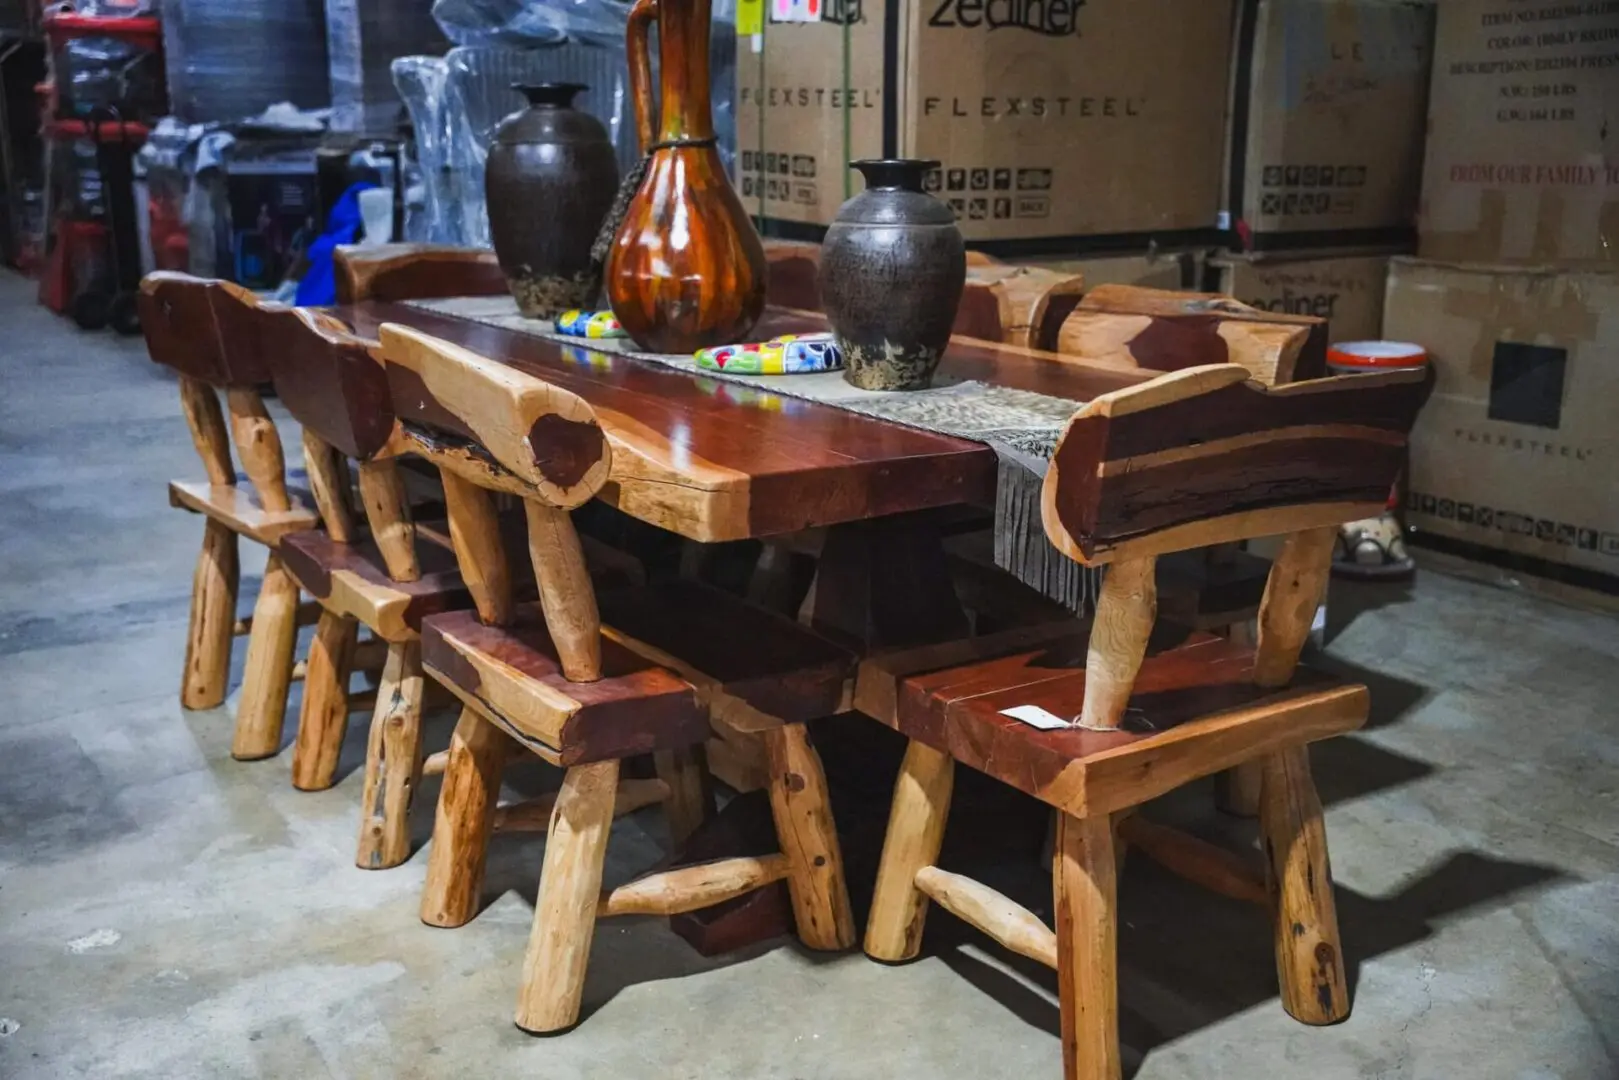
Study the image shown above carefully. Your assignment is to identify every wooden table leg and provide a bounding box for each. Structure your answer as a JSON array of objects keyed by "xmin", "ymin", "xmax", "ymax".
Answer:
[
  {"xmin": 809, "ymin": 515, "xmax": 970, "ymax": 650},
  {"xmin": 181, "ymin": 518, "xmax": 239, "ymax": 709},
  {"xmin": 653, "ymin": 745, "xmax": 712, "ymax": 850},
  {"xmin": 516, "ymin": 758, "xmax": 619, "ymax": 1034},
  {"xmin": 232, "ymin": 551, "xmax": 300, "ymax": 759},
  {"xmin": 290, "ymin": 610, "xmax": 358, "ymax": 791},
  {"xmin": 763, "ymin": 724, "xmax": 855, "ymax": 951},
  {"xmin": 1054, "ymin": 812, "xmax": 1121, "ymax": 1080},
  {"xmin": 1260, "ymin": 745, "xmax": 1349, "ymax": 1026},
  {"xmin": 421, "ymin": 706, "xmax": 515, "ymax": 927},
  {"xmin": 355, "ymin": 640, "xmax": 426, "ymax": 870},
  {"xmin": 865, "ymin": 739, "xmax": 955, "ymax": 962}
]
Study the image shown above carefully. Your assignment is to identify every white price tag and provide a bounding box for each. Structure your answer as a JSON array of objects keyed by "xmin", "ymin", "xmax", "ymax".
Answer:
[{"xmin": 999, "ymin": 704, "xmax": 1072, "ymax": 731}]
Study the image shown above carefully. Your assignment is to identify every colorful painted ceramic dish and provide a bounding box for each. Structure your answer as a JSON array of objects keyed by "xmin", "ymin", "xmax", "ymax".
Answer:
[{"xmin": 695, "ymin": 333, "xmax": 844, "ymax": 375}]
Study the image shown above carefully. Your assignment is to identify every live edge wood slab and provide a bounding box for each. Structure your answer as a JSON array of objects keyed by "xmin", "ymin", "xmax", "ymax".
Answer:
[{"xmin": 332, "ymin": 301, "xmax": 1142, "ymax": 543}]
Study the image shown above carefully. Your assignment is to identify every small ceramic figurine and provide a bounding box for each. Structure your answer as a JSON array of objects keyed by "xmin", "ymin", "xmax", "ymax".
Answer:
[
  {"xmin": 486, "ymin": 83, "xmax": 620, "ymax": 319},
  {"xmin": 695, "ymin": 333, "xmax": 843, "ymax": 375},
  {"xmin": 555, "ymin": 309, "xmax": 628, "ymax": 339},
  {"xmin": 818, "ymin": 159, "xmax": 966, "ymax": 391}
]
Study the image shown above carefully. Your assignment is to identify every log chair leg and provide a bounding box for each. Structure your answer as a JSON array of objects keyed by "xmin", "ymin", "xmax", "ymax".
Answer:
[
  {"xmin": 763, "ymin": 724, "xmax": 856, "ymax": 951},
  {"xmin": 421, "ymin": 706, "xmax": 516, "ymax": 927},
  {"xmin": 1054, "ymin": 812, "xmax": 1121, "ymax": 1080},
  {"xmin": 652, "ymin": 745, "xmax": 712, "ymax": 850},
  {"xmin": 864, "ymin": 739, "xmax": 955, "ymax": 962},
  {"xmin": 515, "ymin": 758, "xmax": 620, "ymax": 1034},
  {"xmin": 1259, "ymin": 745, "xmax": 1349, "ymax": 1026},
  {"xmin": 289, "ymin": 610, "xmax": 358, "ymax": 791},
  {"xmin": 181, "ymin": 518, "xmax": 239, "ymax": 709},
  {"xmin": 355, "ymin": 640, "xmax": 426, "ymax": 870},
  {"xmin": 1078, "ymin": 555, "xmax": 1157, "ymax": 731},
  {"xmin": 231, "ymin": 551, "xmax": 301, "ymax": 759}
]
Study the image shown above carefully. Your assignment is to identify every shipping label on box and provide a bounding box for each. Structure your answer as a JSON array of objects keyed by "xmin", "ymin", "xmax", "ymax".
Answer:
[
  {"xmin": 1418, "ymin": 0, "xmax": 1619, "ymax": 266},
  {"xmin": 1215, "ymin": 253, "xmax": 1389, "ymax": 342},
  {"xmin": 737, "ymin": 0, "xmax": 1235, "ymax": 242},
  {"xmin": 1385, "ymin": 257, "xmax": 1619, "ymax": 581},
  {"xmin": 1236, "ymin": 0, "xmax": 1434, "ymax": 239}
]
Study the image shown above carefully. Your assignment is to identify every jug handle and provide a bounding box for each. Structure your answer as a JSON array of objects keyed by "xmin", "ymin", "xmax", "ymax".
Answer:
[{"xmin": 626, "ymin": 0, "xmax": 660, "ymax": 154}]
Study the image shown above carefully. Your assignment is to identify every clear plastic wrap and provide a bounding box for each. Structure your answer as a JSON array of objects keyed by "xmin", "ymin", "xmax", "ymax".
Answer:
[
  {"xmin": 328, "ymin": 0, "xmax": 450, "ymax": 136},
  {"xmin": 428, "ymin": 0, "xmax": 738, "ymax": 168},
  {"xmin": 159, "ymin": 0, "xmax": 331, "ymax": 125},
  {"xmin": 433, "ymin": 0, "xmax": 629, "ymax": 49},
  {"xmin": 392, "ymin": 56, "xmax": 463, "ymax": 244}
]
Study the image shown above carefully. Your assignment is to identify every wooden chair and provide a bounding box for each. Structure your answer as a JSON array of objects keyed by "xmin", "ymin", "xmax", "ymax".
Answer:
[
  {"xmin": 333, "ymin": 242, "xmax": 508, "ymax": 305},
  {"xmin": 853, "ymin": 363, "xmax": 1427, "ymax": 1080},
  {"xmin": 138, "ymin": 273, "xmax": 320, "ymax": 726},
  {"xmin": 246, "ymin": 303, "xmax": 489, "ymax": 868},
  {"xmin": 375, "ymin": 322, "xmax": 858, "ymax": 1033},
  {"xmin": 762, "ymin": 239, "xmax": 1081, "ymax": 349}
]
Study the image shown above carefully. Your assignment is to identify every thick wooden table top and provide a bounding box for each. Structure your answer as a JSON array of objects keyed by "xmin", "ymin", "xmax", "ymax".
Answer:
[{"xmin": 335, "ymin": 301, "xmax": 1153, "ymax": 543}]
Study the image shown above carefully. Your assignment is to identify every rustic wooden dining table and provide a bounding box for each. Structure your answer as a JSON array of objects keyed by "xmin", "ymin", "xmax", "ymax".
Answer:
[{"xmin": 329, "ymin": 300, "xmax": 1157, "ymax": 648}]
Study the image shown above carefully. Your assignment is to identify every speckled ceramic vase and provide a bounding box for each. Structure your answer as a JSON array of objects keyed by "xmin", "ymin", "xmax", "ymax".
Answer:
[
  {"xmin": 818, "ymin": 159, "xmax": 965, "ymax": 391},
  {"xmin": 486, "ymin": 82, "xmax": 620, "ymax": 319}
]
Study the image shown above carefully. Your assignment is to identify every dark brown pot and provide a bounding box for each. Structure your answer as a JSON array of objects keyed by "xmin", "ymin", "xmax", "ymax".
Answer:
[
  {"xmin": 603, "ymin": 0, "xmax": 767, "ymax": 353},
  {"xmin": 487, "ymin": 82, "xmax": 620, "ymax": 319},
  {"xmin": 820, "ymin": 159, "xmax": 965, "ymax": 391}
]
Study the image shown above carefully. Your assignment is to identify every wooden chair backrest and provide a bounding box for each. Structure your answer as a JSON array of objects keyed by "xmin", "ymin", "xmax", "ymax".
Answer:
[
  {"xmin": 760, "ymin": 240, "xmax": 1071, "ymax": 346},
  {"xmin": 1054, "ymin": 284, "xmax": 1329, "ymax": 386},
  {"xmin": 239, "ymin": 302, "xmax": 430, "ymax": 574},
  {"xmin": 258, "ymin": 305, "xmax": 397, "ymax": 463},
  {"xmin": 374, "ymin": 322, "xmax": 611, "ymax": 681},
  {"xmin": 138, "ymin": 272, "xmax": 293, "ymax": 513},
  {"xmin": 1040, "ymin": 364, "xmax": 1429, "ymax": 567},
  {"xmin": 334, "ymin": 243, "xmax": 508, "ymax": 304}
]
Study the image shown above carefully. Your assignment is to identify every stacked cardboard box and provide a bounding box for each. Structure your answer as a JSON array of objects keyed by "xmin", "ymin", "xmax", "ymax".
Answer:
[
  {"xmin": 1416, "ymin": 0, "xmax": 1618, "ymax": 266},
  {"xmin": 1387, "ymin": 0, "xmax": 1619, "ymax": 603},
  {"xmin": 1209, "ymin": 251, "xmax": 1390, "ymax": 343},
  {"xmin": 1198, "ymin": 1, "xmax": 1433, "ymax": 353},
  {"xmin": 736, "ymin": 0, "xmax": 1236, "ymax": 249},
  {"xmin": 1225, "ymin": 0, "xmax": 1435, "ymax": 252}
]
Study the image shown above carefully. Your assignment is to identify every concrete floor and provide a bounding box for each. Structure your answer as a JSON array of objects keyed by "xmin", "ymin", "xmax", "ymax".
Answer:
[{"xmin": 0, "ymin": 269, "xmax": 1614, "ymax": 1080}]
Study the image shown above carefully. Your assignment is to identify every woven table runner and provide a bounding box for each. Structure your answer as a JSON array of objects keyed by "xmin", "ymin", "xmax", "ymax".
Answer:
[{"xmin": 406, "ymin": 295, "xmax": 1100, "ymax": 610}]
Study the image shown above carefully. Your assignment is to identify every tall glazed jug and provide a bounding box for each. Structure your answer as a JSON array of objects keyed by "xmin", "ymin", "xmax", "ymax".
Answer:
[{"xmin": 603, "ymin": 0, "xmax": 767, "ymax": 353}]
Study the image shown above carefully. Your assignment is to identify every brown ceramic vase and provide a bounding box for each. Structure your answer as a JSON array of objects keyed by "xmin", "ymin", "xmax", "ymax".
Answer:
[
  {"xmin": 486, "ymin": 82, "xmax": 620, "ymax": 319},
  {"xmin": 819, "ymin": 159, "xmax": 966, "ymax": 391},
  {"xmin": 603, "ymin": 0, "xmax": 767, "ymax": 353}
]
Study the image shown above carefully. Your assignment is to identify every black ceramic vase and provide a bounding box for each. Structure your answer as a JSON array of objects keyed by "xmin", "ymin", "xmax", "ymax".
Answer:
[
  {"xmin": 486, "ymin": 82, "xmax": 620, "ymax": 319},
  {"xmin": 819, "ymin": 159, "xmax": 965, "ymax": 391}
]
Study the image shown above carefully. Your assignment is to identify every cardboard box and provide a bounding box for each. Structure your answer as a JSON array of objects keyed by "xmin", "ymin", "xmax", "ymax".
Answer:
[
  {"xmin": 1210, "ymin": 252, "xmax": 1389, "ymax": 342},
  {"xmin": 1227, "ymin": 0, "xmax": 1434, "ymax": 249},
  {"xmin": 736, "ymin": 0, "xmax": 1236, "ymax": 245},
  {"xmin": 1384, "ymin": 257, "xmax": 1619, "ymax": 592},
  {"xmin": 1418, "ymin": 0, "xmax": 1619, "ymax": 266},
  {"xmin": 1023, "ymin": 250, "xmax": 1193, "ymax": 290}
]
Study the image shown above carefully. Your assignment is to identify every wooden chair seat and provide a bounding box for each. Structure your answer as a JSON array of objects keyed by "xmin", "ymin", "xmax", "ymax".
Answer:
[
  {"xmin": 168, "ymin": 478, "xmax": 320, "ymax": 546},
  {"xmin": 599, "ymin": 578, "xmax": 857, "ymax": 729},
  {"xmin": 421, "ymin": 603, "xmax": 708, "ymax": 765},
  {"xmin": 279, "ymin": 526, "xmax": 470, "ymax": 643},
  {"xmin": 865, "ymin": 628, "xmax": 1366, "ymax": 817}
]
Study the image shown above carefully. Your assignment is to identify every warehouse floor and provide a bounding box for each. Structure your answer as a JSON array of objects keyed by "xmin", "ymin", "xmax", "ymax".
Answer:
[{"xmin": 0, "ymin": 270, "xmax": 1614, "ymax": 1080}]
